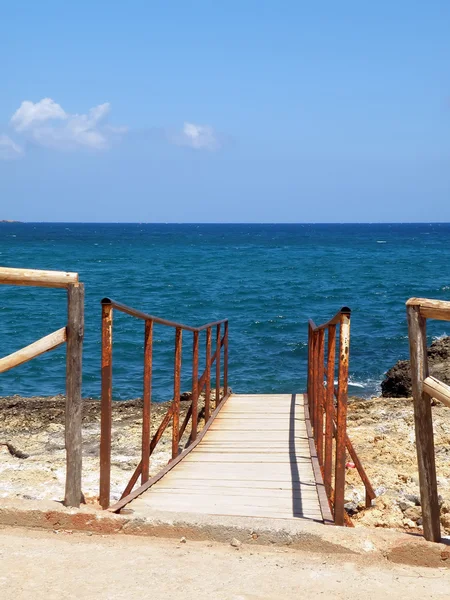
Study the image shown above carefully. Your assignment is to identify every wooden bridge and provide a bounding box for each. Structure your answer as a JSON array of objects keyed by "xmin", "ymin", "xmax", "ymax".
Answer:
[
  {"xmin": 100, "ymin": 300, "xmax": 375, "ymax": 527},
  {"xmin": 116, "ymin": 393, "xmax": 328, "ymax": 523}
]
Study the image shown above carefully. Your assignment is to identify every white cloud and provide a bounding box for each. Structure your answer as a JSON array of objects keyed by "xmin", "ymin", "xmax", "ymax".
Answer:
[
  {"xmin": 9, "ymin": 98, "xmax": 126, "ymax": 152},
  {"xmin": 172, "ymin": 122, "xmax": 220, "ymax": 151},
  {"xmin": 0, "ymin": 134, "xmax": 23, "ymax": 160},
  {"xmin": 11, "ymin": 98, "xmax": 67, "ymax": 132}
]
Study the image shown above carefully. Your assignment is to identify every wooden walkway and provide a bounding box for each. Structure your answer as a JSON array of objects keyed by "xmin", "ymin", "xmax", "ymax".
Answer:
[{"xmin": 128, "ymin": 394, "xmax": 328, "ymax": 522}]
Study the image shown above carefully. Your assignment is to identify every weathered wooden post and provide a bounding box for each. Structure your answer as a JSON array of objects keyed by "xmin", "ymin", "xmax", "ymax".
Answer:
[
  {"xmin": 65, "ymin": 282, "xmax": 85, "ymax": 507},
  {"xmin": 406, "ymin": 302, "xmax": 441, "ymax": 542}
]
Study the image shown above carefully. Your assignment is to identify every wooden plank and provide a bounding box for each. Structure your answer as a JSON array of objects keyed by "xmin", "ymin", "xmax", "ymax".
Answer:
[
  {"xmin": 0, "ymin": 327, "xmax": 66, "ymax": 374},
  {"xmin": 407, "ymin": 304, "xmax": 441, "ymax": 542},
  {"xmin": 407, "ymin": 297, "xmax": 450, "ymax": 322},
  {"xmin": 136, "ymin": 498, "xmax": 322, "ymax": 520},
  {"xmin": 423, "ymin": 376, "xmax": 450, "ymax": 408},
  {"xmin": 0, "ymin": 266, "xmax": 78, "ymax": 288},
  {"xmin": 64, "ymin": 283, "xmax": 84, "ymax": 508},
  {"xmin": 150, "ymin": 486, "xmax": 321, "ymax": 498},
  {"xmin": 183, "ymin": 453, "xmax": 314, "ymax": 463},
  {"xmin": 154, "ymin": 477, "xmax": 318, "ymax": 490}
]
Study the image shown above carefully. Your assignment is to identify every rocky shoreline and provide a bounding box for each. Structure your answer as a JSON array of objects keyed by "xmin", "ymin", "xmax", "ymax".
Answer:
[
  {"xmin": 0, "ymin": 395, "xmax": 200, "ymax": 504},
  {"xmin": 2, "ymin": 390, "xmax": 450, "ymax": 536}
]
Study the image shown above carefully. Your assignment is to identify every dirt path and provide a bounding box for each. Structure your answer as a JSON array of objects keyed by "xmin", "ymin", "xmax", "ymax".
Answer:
[{"xmin": 0, "ymin": 527, "xmax": 449, "ymax": 600}]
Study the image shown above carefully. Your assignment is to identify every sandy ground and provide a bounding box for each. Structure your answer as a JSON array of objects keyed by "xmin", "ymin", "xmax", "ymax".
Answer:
[{"xmin": 1, "ymin": 527, "xmax": 450, "ymax": 600}]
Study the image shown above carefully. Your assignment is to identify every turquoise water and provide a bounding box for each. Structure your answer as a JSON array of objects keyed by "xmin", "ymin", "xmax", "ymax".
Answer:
[{"xmin": 1, "ymin": 223, "xmax": 450, "ymax": 400}]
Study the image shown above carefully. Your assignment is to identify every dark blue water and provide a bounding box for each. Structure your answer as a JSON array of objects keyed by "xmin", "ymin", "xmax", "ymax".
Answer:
[{"xmin": 1, "ymin": 223, "xmax": 449, "ymax": 400}]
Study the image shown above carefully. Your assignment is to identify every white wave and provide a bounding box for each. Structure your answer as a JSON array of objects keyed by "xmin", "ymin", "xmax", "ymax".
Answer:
[{"xmin": 376, "ymin": 240, "xmax": 387, "ymax": 244}]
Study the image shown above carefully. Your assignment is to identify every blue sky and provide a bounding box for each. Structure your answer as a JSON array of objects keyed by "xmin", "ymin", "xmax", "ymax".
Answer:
[{"xmin": 0, "ymin": 1, "xmax": 449, "ymax": 222}]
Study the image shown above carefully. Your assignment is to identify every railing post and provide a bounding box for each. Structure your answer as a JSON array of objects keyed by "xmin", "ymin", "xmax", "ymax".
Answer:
[
  {"xmin": 172, "ymin": 327, "xmax": 182, "ymax": 459},
  {"xmin": 65, "ymin": 282, "xmax": 84, "ymax": 508},
  {"xmin": 324, "ymin": 324, "xmax": 336, "ymax": 498},
  {"xmin": 223, "ymin": 321, "xmax": 228, "ymax": 395},
  {"xmin": 141, "ymin": 319, "xmax": 153, "ymax": 484},
  {"xmin": 216, "ymin": 323, "xmax": 221, "ymax": 406},
  {"xmin": 316, "ymin": 329, "xmax": 325, "ymax": 465},
  {"xmin": 191, "ymin": 330, "xmax": 199, "ymax": 442},
  {"xmin": 334, "ymin": 310, "xmax": 350, "ymax": 526},
  {"xmin": 307, "ymin": 323, "xmax": 313, "ymax": 420},
  {"xmin": 99, "ymin": 299, "xmax": 113, "ymax": 509},
  {"xmin": 205, "ymin": 327, "xmax": 212, "ymax": 421},
  {"xmin": 407, "ymin": 304, "xmax": 441, "ymax": 542}
]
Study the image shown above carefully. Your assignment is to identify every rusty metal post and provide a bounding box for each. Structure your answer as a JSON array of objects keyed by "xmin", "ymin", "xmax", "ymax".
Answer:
[
  {"xmin": 334, "ymin": 310, "xmax": 351, "ymax": 526},
  {"xmin": 141, "ymin": 319, "xmax": 153, "ymax": 484},
  {"xmin": 205, "ymin": 327, "xmax": 212, "ymax": 421},
  {"xmin": 191, "ymin": 330, "xmax": 199, "ymax": 442},
  {"xmin": 324, "ymin": 324, "xmax": 336, "ymax": 498},
  {"xmin": 216, "ymin": 323, "xmax": 221, "ymax": 406},
  {"xmin": 307, "ymin": 323, "xmax": 313, "ymax": 421},
  {"xmin": 223, "ymin": 321, "xmax": 228, "ymax": 395},
  {"xmin": 316, "ymin": 329, "xmax": 325, "ymax": 466},
  {"xmin": 172, "ymin": 327, "xmax": 182, "ymax": 459},
  {"xmin": 99, "ymin": 299, "xmax": 113, "ymax": 509}
]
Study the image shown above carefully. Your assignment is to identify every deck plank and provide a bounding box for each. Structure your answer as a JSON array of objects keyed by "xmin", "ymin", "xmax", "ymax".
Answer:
[{"xmin": 129, "ymin": 393, "xmax": 323, "ymax": 523}]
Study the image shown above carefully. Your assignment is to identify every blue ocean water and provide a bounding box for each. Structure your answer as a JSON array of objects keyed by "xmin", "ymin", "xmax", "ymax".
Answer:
[{"xmin": 1, "ymin": 223, "xmax": 450, "ymax": 400}]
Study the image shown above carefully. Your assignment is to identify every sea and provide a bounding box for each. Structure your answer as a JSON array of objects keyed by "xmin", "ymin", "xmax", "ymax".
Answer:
[{"xmin": 1, "ymin": 222, "xmax": 450, "ymax": 401}]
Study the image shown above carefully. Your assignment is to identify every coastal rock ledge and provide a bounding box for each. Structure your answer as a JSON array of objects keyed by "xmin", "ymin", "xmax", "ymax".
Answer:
[{"xmin": 381, "ymin": 336, "xmax": 450, "ymax": 398}]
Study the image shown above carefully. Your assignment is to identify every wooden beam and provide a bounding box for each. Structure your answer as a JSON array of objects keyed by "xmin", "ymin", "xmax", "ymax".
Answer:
[
  {"xmin": 423, "ymin": 376, "xmax": 450, "ymax": 409},
  {"xmin": 407, "ymin": 297, "xmax": 450, "ymax": 322},
  {"xmin": 407, "ymin": 304, "xmax": 441, "ymax": 542},
  {"xmin": 0, "ymin": 266, "xmax": 78, "ymax": 289},
  {"xmin": 64, "ymin": 283, "xmax": 84, "ymax": 508},
  {"xmin": 0, "ymin": 327, "xmax": 66, "ymax": 374}
]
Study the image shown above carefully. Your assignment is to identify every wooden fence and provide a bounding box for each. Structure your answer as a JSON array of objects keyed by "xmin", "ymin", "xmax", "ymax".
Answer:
[
  {"xmin": 307, "ymin": 307, "xmax": 375, "ymax": 526},
  {"xmin": 406, "ymin": 297, "xmax": 450, "ymax": 542},
  {"xmin": 0, "ymin": 267, "xmax": 84, "ymax": 507},
  {"xmin": 99, "ymin": 298, "xmax": 229, "ymax": 510}
]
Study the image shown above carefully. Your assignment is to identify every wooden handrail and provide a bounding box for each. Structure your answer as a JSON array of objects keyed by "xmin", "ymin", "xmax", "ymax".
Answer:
[
  {"xmin": 0, "ymin": 269, "xmax": 84, "ymax": 509},
  {"xmin": 0, "ymin": 266, "xmax": 78, "ymax": 288},
  {"xmin": 423, "ymin": 376, "xmax": 450, "ymax": 408},
  {"xmin": 0, "ymin": 327, "xmax": 66, "ymax": 374},
  {"xmin": 407, "ymin": 298, "xmax": 450, "ymax": 322},
  {"xmin": 406, "ymin": 298, "xmax": 442, "ymax": 542}
]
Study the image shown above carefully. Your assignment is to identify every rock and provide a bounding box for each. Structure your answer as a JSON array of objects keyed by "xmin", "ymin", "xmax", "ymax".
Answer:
[
  {"xmin": 403, "ymin": 506, "xmax": 422, "ymax": 522},
  {"xmin": 404, "ymin": 493, "xmax": 421, "ymax": 506},
  {"xmin": 179, "ymin": 537, "xmax": 187, "ymax": 544},
  {"xmin": 381, "ymin": 337, "xmax": 450, "ymax": 397},
  {"xmin": 230, "ymin": 538, "xmax": 242, "ymax": 548},
  {"xmin": 344, "ymin": 501, "xmax": 358, "ymax": 515},
  {"xmin": 398, "ymin": 500, "xmax": 414, "ymax": 512}
]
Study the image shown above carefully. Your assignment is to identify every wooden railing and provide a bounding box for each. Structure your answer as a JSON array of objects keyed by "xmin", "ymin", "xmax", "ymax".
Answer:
[
  {"xmin": 406, "ymin": 297, "xmax": 450, "ymax": 542},
  {"xmin": 0, "ymin": 267, "xmax": 84, "ymax": 507},
  {"xmin": 99, "ymin": 298, "xmax": 229, "ymax": 510},
  {"xmin": 307, "ymin": 307, "xmax": 375, "ymax": 526}
]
